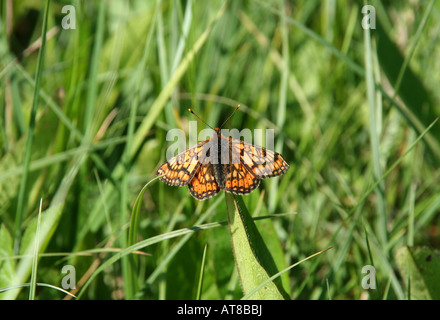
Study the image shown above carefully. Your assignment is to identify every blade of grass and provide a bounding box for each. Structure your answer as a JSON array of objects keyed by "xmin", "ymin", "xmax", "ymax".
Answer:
[
  {"xmin": 13, "ymin": 0, "xmax": 50, "ymax": 254},
  {"xmin": 93, "ymin": 169, "xmax": 112, "ymax": 233},
  {"xmin": 407, "ymin": 183, "xmax": 416, "ymax": 246},
  {"xmin": 196, "ymin": 244, "xmax": 208, "ymax": 300},
  {"xmin": 0, "ymin": 283, "xmax": 77, "ymax": 299},
  {"xmin": 415, "ymin": 192, "xmax": 440, "ymax": 231},
  {"xmin": 364, "ymin": 9, "xmax": 387, "ymax": 248},
  {"xmin": 171, "ymin": 0, "xmax": 193, "ymax": 74},
  {"xmin": 0, "ymin": 247, "xmax": 150, "ymax": 263},
  {"xmin": 326, "ymin": 277, "xmax": 331, "ymax": 300},
  {"xmin": 77, "ymin": 0, "xmax": 105, "ymax": 235},
  {"xmin": 268, "ymin": 0, "xmax": 289, "ymax": 214},
  {"xmin": 29, "ymin": 198, "xmax": 43, "ymax": 300},
  {"xmin": 82, "ymin": 0, "xmax": 104, "ymax": 138},
  {"xmin": 128, "ymin": 177, "xmax": 162, "ymax": 248}
]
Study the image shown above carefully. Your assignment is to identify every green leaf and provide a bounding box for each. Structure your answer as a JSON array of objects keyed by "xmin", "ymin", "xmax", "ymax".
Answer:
[
  {"xmin": 395, "ymin": 246, "xmax": 440, "ymax": 299},
  {"xmin": 225, "ymin": 193, "xmax": 289, "ymax": 300}
]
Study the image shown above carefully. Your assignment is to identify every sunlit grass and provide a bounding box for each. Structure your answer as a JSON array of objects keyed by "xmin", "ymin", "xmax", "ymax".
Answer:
[{"xmin": 1, "ymin": 0, "xmax": 439, "ymax": 300}]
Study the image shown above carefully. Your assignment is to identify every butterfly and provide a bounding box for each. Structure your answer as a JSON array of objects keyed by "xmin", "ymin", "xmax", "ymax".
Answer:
[{"xmin": 156, "ymin": 106, "xmax": 289, "ymax": 200}]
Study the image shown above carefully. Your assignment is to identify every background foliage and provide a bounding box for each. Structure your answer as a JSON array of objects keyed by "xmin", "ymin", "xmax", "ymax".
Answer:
[{"xmin": 1, "ymin": 0, "xmax": 439, "ymax": 300}]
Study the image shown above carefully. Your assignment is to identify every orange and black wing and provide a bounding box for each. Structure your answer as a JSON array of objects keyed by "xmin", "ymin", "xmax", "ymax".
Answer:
[
  {"xmin": 188, "ymin": 164, "xmax": 220, "ymax": 200},
  {"xmin": 156, "ymin": 141, "xmax": 207, "ymax": 186},
  {"xmin": 233, "ymin": 140, "xmax": 289, "ymax": 178},
  {"xmin": 223, "ymin": 162, "xmax": 260, "ymax": 195}
]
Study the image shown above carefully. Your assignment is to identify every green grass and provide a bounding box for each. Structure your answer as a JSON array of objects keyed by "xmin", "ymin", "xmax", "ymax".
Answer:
[{"xmin": 1, "ymin": 0, "xmax": 440, "ymax": 300}]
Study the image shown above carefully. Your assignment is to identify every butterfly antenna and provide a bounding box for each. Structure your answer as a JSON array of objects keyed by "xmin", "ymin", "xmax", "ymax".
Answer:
[
  {"xmin": 188, "ymin": 108, "xmax": 214, "ymax": 130},
  {"xmin": 219, "ymin": 104, "xmax": 240, "ymax": 129}
]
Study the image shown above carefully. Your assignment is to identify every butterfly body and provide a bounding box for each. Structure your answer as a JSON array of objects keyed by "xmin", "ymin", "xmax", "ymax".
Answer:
[{"xmin": 157, "ymin": 127, "xmax": 289, "ymax": 200}]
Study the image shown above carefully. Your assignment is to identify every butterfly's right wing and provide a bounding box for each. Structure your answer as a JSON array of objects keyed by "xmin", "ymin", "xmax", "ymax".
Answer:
[{"xmin": 156, "ymin": 140, "xmax": 209, "ymax": 186}]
